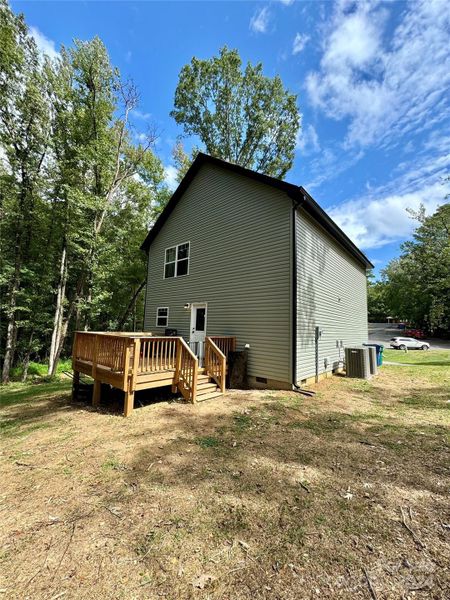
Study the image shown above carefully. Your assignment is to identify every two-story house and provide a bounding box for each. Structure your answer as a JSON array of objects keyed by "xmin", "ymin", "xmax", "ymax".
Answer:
[{"xmin": 141, "ymin": 153, "xmax": 372, "ymax": 390}]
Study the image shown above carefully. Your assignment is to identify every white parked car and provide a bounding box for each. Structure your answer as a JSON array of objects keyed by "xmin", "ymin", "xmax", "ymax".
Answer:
[{"xmin": 390, "ymin": 337, "xmax": 430, "ymax": 350}]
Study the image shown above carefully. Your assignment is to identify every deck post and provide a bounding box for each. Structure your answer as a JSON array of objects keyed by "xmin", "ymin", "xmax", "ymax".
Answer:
[
  {"xmin": 221, "ymin": 355, "xmax": 226, "ymax": 393},
  {"xmin": 72, "ymin": 370, "xmax": 80, "ymax": 401},
  {"xmin": 93, "ymin": 379, "xmax": 101, "ymax": 407},
  {"xmin": 123, "ymin": 338, "xmax": 140, "ymax": 417},
  {"xmin": 192, "ymin": 359, "xmax": 198, "ymax": 404},
  {"xmin": 172, "ymin": 338, "xmax": 182, "ymax": 393},
  {"xmin": 92, "ymin": 334, "xmax": 99, "ymax": 381},
  {"xmin": 131, "ymin": 338, "xmax": 140, "ymax": 389},
  {"xmin": 124, "ymin": 388, "xmax": 134, "ymax": 417}
]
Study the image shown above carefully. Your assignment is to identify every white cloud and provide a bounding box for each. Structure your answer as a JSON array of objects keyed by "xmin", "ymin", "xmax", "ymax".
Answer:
[
  {"xmin": 135, "ymin": 132, "xmax": 148, "ymax": 144},
  {"xmin": 279, "ymin": 0, "xmax": 295, "ymax": 5},
  {"xmin": 164, "ymin": 165, "xmax": 178, "ymax": 190},
  {"xmin": 131, "ymin": 109, "xmax": 152, "ymax": 121},
  {"xmin": 29, "ymin": 26, "xmax": 59, "ymax": 60},
  {"xmin": 296, "ymin": 123, "xmax": 320, "ymax": 155},
  {"xmin": 292, "ymin": 32, "xmax": 309, "ymax": 55},
  {"xmin": 304, "ymin": 147, "xmax": 364, "ymax": 190},
  {"xmin": 306, "ymin": 0, "xmax": 450, "ymax": 150},
  {"xmin": 250, "ymin": 7, "xmax": 271, "ymax": 34},
  {"xmin": 328, "ymin": 174, "xmax": 450, "ymax": 250}
]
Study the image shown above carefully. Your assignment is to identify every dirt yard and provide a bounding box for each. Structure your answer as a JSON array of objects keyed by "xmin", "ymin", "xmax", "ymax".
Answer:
[{"xmin": 1, "ymin": 350, "xmax": 449, "ymax": 599}]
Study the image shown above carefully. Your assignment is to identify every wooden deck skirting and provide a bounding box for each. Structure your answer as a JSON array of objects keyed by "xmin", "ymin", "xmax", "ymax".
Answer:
[{"xmin": 72, "ymin": 332, "xmax": 236, "ymax": 416}]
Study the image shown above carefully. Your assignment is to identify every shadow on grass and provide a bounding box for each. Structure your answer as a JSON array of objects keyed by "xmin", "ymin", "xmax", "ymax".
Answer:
[
  {"xmin": 387, "ymin": 360, "xmax": 450, "ymax": 367},
  {"xmin": 0, "ymin": 379, "xmax": 184, "ymax": 438},
  {"xmin": 121, "ymin": 394, "xmax": 449, "ymax": 511},
  {"xmin": 0, "ymin": 379, "xmax": 73, "ymax": 408}
]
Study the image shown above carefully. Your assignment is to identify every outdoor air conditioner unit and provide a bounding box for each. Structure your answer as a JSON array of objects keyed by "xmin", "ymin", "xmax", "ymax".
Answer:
[{"xmin": 345, "ymin": 346, "xmax": 372, "ymax": 379}]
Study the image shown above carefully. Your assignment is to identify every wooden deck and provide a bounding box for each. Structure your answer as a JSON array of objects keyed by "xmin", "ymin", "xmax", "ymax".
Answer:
[{"xmin": 72, "ymin": 332, "xmax": 236, "ymax": 416}]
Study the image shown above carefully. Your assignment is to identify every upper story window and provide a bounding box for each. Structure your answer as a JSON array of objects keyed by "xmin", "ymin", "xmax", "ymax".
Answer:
[{"xmin": 164, "ymin": 242, "xmax": 190, "ymax": 278}]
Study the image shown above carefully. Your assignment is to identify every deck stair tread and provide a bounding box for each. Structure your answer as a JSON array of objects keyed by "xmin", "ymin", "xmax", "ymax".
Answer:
[
  {"xmin": 195, "ymin": 391, "xmax": 223, "ymax": 402},
  {"xmin": 195, "ymin": 369, "xmax": 222, "ymax": 401},
  {"xmin": 197, "ymin": 374, "xmax": 210, "ymax": 382},
  {"xmin": 197, "ymin": 382, "xmax": 219, "ymax": 393}
]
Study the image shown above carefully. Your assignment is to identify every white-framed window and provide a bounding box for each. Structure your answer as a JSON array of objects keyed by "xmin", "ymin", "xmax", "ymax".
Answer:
[
  {"xmin": 156, "ymin": 307, "xmax": 169, "ymax": 327},
  {"xmin": 164, "ymin": 242, "xmax": 190, "ymax": 278}
]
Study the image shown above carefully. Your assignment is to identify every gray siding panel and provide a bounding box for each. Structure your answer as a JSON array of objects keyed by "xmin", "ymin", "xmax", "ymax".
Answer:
[
  {"xmin": 144, "ymin": 163, "xmax": 292, "ymax": 383},
  {"xmin": 296, "ymin": 209, "xmax": 368, "ymax": 382}
]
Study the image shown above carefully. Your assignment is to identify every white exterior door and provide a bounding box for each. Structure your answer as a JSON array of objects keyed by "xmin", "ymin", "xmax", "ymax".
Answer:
[{"xmin": 190, "ymin": 303, "xmax": 207, "ymax": 363}]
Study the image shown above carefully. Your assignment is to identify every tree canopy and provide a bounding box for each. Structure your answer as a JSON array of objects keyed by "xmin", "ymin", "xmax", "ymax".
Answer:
[
  {"xmin": 0, "ymin": 1, "xmax": 168, "ymax": 381},
  {"xmin": 170, "ymin": 47, "xmax": 301, "ymax": 179},
  {"xmin": 368, "ymin": 201, "xmax": 450, "ymax": 334}
]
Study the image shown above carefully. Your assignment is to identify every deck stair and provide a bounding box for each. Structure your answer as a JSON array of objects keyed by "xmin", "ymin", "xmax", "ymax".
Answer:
[{"xmin": 196, "ymin": 371, "xmax": 222, "ymax": 402}]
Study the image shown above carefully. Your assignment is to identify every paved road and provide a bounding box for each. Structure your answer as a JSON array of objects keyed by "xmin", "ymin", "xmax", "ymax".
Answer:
[{"xmin": 368, "ymin": 322, "xmax": 450, "ymax": 350}]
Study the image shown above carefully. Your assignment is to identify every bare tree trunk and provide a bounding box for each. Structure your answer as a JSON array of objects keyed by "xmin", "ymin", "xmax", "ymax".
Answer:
[
  {"xmin": 117, "ymin": 280, "xmax": 146, "ymax": 331},
  {"xmin": 48, "ymin": 244, "xmax": 68, "ymax": 376},
  {"xmin": 51, "ymin": 317, "xmax": 70, "ymax": 375},
  {"xmin": 2, "ymin": 310, "xmax": 16, "ymax": 383},
  {"xmin": 21, "ymin": 330, "xmax": 34, "ymax": 382},
  {"xmin": 50, "ymin": 299, "xmax": 77, "ymax": 375},
  {"xmin": 2, "ymin": 264, "xmax": 20, "ymax": 383}
]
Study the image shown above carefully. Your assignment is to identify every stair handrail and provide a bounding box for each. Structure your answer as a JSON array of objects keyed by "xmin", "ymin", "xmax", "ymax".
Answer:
[
  {"xmin": 205, "ymin": 337, "xmax": 226, "ymax": 393},
  {"xmin": 175, "ymin": 337, "xmax": 199, "ymax": 403}
]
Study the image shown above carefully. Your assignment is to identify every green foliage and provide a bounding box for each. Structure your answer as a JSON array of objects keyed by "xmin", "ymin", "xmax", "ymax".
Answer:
[
  {"xmin": 367, "ymin": 271, "xmax": 389, "ymax": 322},
  {"xmin": 0, "ymin": 1, "xmax": 169, "ymax": 379},
  {"xmin": 171, "ymin": 46, "xmax": 301, "ymax": 179},
  {"xmin": 10, "ymin": 359, "xmax": 73, "ymax": 380},
  {"xmin": 380, "ymin": 203, "xmax": 450, "ymax": 333}
]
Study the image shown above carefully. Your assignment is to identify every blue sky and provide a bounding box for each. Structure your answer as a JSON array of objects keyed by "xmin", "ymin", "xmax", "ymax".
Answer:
[{"xmin": 13, "ymin": 0, "xmax": 450, "ymax": 274}]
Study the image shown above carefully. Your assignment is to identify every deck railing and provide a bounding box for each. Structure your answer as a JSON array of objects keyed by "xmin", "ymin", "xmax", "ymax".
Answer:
[
  {"xmin": 205, "ymin": 337, "xmax": 226, "ymax": 393},
  {"xmin": 72, "ymin": 332, "xmax": 236, "ymax": 414},
  {"xmin": 208, "ymin": 335, "xmax": 236, "ymax": 359},
  {"xmin": 138, "ymin": 337, "xmax": 178, "ymax": 373},
  {"xmin": 175, "ymin": 337, "xmax": 199, "ymax": 403},
  {"xmin": 97, "ymin": 334, "xmax": 130, "ymax": 373},
  {"xmin": 73, "ymin": 332, "xmax": 97, "ymax": 365}
]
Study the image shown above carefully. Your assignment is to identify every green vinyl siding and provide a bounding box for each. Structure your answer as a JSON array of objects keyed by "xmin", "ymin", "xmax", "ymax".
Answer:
[
  {"xmin": 144, "ymin": 163, "xmax": 293, "ymax": 383},
  {"xmin": 296, "ymin": 209, "xmax": 368, "ymax": 383}
]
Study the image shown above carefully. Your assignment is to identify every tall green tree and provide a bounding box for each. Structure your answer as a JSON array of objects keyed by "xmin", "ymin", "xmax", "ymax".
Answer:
[
  {"xmin": 367, "ymin": 272, "xmax": 389, "ymax": 322},
  {"xmin": 0, "ymin": 0, "xmax": 52, "ymax": 382},
  {"xmin": 45, "ymin": 38, "xmax": 166, "ymax": 375},
  {"xmin": 1, "ymin": 1, "xmax": 169, "ymax": 380},
  {"xmin": 381, "ymin": 202, "xmax": 450, "ymax": 333},
  {"xmin": 171, "ymin": 47, "xmax": 300, "ymax": 178}
]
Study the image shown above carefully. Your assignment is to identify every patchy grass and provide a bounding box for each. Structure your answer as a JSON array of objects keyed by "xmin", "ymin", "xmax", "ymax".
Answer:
[
  {"xmin": 0, "ymin": 379, "xmax": 72, "ymax": 408},
  {"xmin": 0, "ymin": 352, "xmax": 449, "ymax": 599},
  {"xmin": 195, "ymin": 435, "xmax": 222, "ymax": 449}
]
